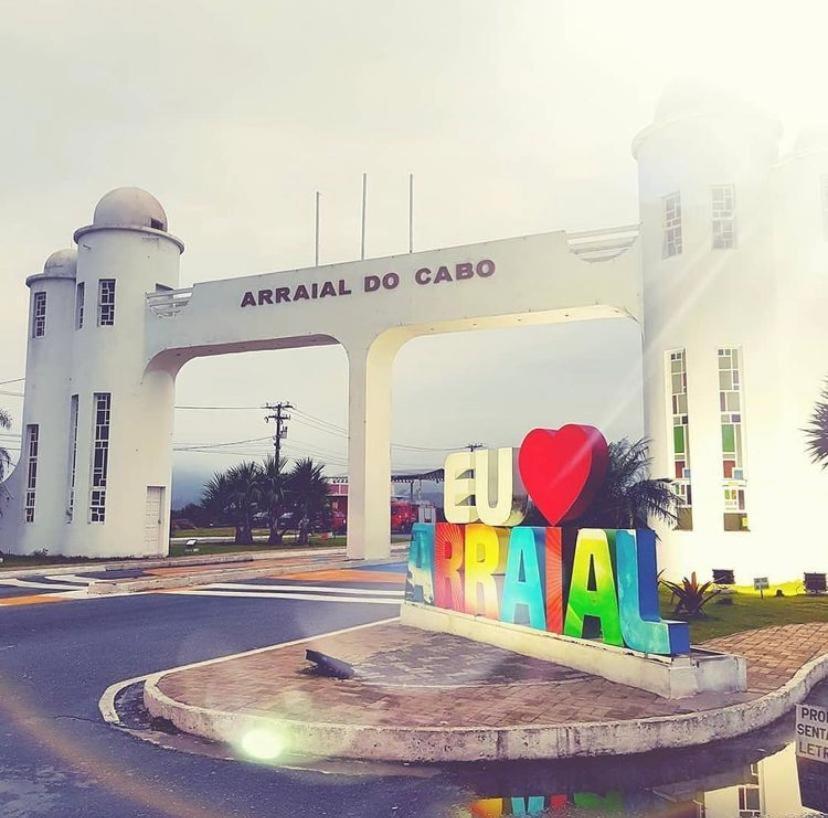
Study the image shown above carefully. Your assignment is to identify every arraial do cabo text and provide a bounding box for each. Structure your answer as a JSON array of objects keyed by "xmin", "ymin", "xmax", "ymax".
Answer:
[{"xmin": 239, "ymin": 259, "xmax": 496, "ymax": 307}]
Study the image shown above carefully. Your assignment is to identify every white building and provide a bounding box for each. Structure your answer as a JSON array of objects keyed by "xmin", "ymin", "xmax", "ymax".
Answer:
[{"xmin": 2, "ymin": 82, "xmax": 827, "ymax": 584}]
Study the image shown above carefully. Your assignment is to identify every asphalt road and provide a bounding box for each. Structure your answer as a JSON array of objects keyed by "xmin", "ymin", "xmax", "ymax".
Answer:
[
  {"xmin": 0, "ymin": 567, "xmax": 817, "ymax": 818},
  {"xmin": 0, "ymin": 576, "xmax": 471, "ymax": 818}
]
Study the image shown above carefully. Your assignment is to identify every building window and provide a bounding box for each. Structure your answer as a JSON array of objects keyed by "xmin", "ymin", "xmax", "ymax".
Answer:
[
  {"xmin": 24, "ymin": 424, "xmax": 39, "ymax": 523},
  {"xmin": 67, "ymin": 395, "xmax": 79, "ymax": 520},
  {"xmin": 89, "ymin": 392, "xmax": 111, "ymax": 523},
  {"xmin": 98, "ymin": 279, "xmax": 116, "ymax": 326},
  {"xmin": 32, "ymin": 292, "xmax": 46, "ymax": 338},
  {"xmin": 663, "ymin": 192, "xmax": 683, "ymax": 258},
  {"xmin": 75, "ymin": 282, "xmax": 85, "ymax": 329},
  {"xmin": 719, "ymin": 347, "xmax": 748, "ymax": 530},
  {"xmin": 668, "ymin": 350, "xmax": 692, "ymax": 530},
  {"xmin": 712, "ymin": 184, "xmax": 736, "ymax": 249}
]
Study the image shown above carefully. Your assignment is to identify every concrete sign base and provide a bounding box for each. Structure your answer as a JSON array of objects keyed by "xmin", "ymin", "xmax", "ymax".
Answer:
[{"xmin": 400, "ymin": 601, "xmax": 747, "ymax": 700}]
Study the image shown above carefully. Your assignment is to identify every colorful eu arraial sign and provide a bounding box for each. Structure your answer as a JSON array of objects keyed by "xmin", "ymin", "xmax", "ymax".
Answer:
[{"xmin": 405, "ymin": 424, "xmax": 690, "ymax": 656}]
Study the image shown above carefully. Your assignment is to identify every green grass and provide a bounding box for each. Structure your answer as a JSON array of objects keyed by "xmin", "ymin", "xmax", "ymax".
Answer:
[
  {"xmin": 0, "ymin": 553, "xmax": 111, "ymax": 571},
  {"xmin": 171, "ymin": 527, "xmax": 270, "ymax": 539},
  {"xmin": 167, "ymin": 535, "xmax": 347, "ymax": 557},
  {"xmin": 659, "ymin": 587, "xmax": 828, "ymax": 643}
]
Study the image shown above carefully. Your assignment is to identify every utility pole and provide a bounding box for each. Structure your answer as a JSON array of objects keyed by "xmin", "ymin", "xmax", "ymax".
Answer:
[
  {"xmin": 466, "ymin": 442, "xmax": 484, "ymax": 453},
  {"xmin": 263, "ymin": 402, "xmax": 294, "ymax": 468}
]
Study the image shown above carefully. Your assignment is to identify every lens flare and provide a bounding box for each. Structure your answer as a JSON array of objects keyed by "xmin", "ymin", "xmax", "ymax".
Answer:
[{"xmin": 238, "ymin": 726, "xmax": 285, "ymax": 762}]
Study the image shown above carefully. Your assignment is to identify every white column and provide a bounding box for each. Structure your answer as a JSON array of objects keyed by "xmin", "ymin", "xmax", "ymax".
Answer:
[{"xmin": 345, "ymin": 335, "xmax": 399, "ymax": 560}]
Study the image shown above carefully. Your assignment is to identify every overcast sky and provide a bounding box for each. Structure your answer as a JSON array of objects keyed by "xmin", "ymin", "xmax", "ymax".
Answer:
[{"xmin": 2, "ymin": 0, "xmax": 827, "ymax": 504}]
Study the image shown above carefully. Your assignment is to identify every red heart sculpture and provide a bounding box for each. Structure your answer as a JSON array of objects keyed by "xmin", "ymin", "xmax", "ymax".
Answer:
[{"xmin": 518, "ymin": 424, "xmax": 609, "ymax": 525}]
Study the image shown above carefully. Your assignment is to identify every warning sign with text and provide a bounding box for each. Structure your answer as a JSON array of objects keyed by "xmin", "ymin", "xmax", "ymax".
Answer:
[{"xmin": 796, "ymin": 705, "xmax": 828, "ymax": 763}]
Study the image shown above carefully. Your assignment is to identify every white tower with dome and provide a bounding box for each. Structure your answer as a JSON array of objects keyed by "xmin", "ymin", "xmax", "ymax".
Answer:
[
  {"xmin": 636, "ymin": 81, "xmax": 828, "ymax": 584},
  {"xmin": 0, "ymin": 188, "xmax": 184, "ymax": 558}
]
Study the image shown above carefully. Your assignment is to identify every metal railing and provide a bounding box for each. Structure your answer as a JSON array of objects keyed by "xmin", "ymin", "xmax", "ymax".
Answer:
[
  {"xmin": 566, "ymin": 223, "xmax": 639, "ymax": 262},
  {"xmin": 146, "ymin": 287, "xmax": 193, "ymax": 318}
]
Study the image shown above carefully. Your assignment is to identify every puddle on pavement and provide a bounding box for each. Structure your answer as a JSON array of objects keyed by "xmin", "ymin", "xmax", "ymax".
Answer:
[
  {"xmin": 117, "ymin": 679, "xmax": 828, "ymax": 816},
  {"xmin": 437, "ymin": 682, "xmax": 828, "ymax": 817}
]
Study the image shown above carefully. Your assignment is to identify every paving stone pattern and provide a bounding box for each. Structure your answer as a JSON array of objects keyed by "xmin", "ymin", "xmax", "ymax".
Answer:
[{"xmin": 157, "ymin": 622, "xmax": 828, "ymax": 729}]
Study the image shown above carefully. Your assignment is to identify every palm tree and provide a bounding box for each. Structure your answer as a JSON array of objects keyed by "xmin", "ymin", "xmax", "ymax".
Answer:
[
  {"xmin": 258, "ymin": 454, "xmax": 290, "ymax": 545},
  {"xmin": 570, "ymin": 437, "xmax": 677, "ymax": 530},
  {"xmin": 202, "ymin": 461, "xmax": 261, "ymax": 544},
  {"xmin": 0, "ymin": 408, "xmax": 12, "ymax": 483},
  {"xmin": 804, "ymin": 380, "xmax": 828, "ymax": 467},
  {"xmin": 286, "ymin": 458, "xmax": 329, "ymax": 545},
  {"xmin": 0, "ymin": 408, "xmax": 13, "ymax": 510}
]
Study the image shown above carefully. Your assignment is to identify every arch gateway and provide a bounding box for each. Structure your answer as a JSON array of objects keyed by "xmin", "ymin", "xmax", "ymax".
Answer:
[{"xmin": 4, "ymin": 84, "xmax": 828, "ymax": 584}]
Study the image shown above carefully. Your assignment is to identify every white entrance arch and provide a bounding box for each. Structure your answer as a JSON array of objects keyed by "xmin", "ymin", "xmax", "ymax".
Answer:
[
  {"xmin": 0, "ymin": 186, "xmax": 640, "ymax": 561},
  {"xmin": 146, "ymin": 230, "xmax": 642, "ymax": 560}
]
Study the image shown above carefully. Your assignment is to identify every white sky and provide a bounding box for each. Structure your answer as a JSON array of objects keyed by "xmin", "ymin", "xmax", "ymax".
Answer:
[{"xmin": 2, "ymin": 0, "xmax": 827, "ymax": 503}]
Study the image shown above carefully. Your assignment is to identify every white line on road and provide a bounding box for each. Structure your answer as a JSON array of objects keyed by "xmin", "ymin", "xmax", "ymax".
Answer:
[
  {"xmin": 99, "ymin": 617, "xmax": 399, "ymax": 726},
  {"xmin": 0, "ymin": 578, "xmax": 85, "ymax": 591},
  {"xmin": 203, "ymin": 582, "xmax": 403, "ymax": 597},
  {"xmin": 173, "ymin": 589, "xmax": 402, "ymax": 604},
  {"xmin": 45, "ymin": 574, "xmax": 95, "ymax": 585}
]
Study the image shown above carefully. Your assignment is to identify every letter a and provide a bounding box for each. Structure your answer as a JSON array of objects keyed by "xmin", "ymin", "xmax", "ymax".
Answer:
[
  {"xmin": 563, "ymin": 529, "xmax": 623, "ymax": 646},
  {"xmin": 405, "ymin": 523, "xmax": 435, "ymax": 605},
  {"xmin": 500, "ymin": 527, "xmax": 546, "ymax": 630}
]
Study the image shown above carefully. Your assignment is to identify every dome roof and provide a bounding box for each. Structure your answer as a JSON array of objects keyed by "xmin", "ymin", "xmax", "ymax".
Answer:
[
  {"xmin": 655, "ymin": 78, "xmax": 759, "ymax": 124},
  {"xmin": 43, "ymin": 247, "xmax": 77, "ymax": 276},
  {"xmin": 26, "ymin": 247, "xmax": 77, "ymax": 287},
  {"xmin": 93, "ymin": 187, "xmax": 168, "ymax": 232}
]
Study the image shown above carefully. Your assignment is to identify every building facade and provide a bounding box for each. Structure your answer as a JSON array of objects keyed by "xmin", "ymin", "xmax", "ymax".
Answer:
[{"xmin": 2, "ymin": 83, "xmax": 827, "ymax": 584}]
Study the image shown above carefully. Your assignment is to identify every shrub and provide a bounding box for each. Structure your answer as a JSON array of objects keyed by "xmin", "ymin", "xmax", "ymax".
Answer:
[{"xmin": 661, "ymin": 572, "xmax": 722, "ymax": 617}]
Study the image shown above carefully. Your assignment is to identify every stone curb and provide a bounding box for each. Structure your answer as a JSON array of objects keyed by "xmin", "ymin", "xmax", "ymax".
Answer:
[
  {"xmin": 87, "ymin": 547, "xmax": 409, "ymax": 595},
  {"xmin": 0, "ymin": 552, "xmax": 261, "ymax": 580},
  {"xmin": 143, "ymin": 640, "xmax": 828, "ymax": 762}
]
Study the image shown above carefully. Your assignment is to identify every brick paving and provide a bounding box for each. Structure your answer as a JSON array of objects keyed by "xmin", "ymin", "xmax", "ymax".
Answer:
[{"xmin": 156, "ymin": 621, "xmax": 828, "ymax": 729}]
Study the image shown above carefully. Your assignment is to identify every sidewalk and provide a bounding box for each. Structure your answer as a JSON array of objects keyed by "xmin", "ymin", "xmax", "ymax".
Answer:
[
  {"xmin": 144, "ymin": 620, "xmax": 828, "ymax": 762},
  {"xmin": 0, "ymin": 541, "xmax": 408, "ymax": 581}
]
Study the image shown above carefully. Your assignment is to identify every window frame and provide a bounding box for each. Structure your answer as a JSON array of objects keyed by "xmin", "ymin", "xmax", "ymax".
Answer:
[
  {"xmin": 32, "ymin": 291, "xmax": 47, "ymax": 338},
  {"xmin": 662, "ymin": 192, "xmax": 683, "ymax": 259},
  {"xmin": 718, "ymin": 346, "xmax": 749, "ymax": 531},
  {"xmin": 665, "ymin": 348, "xmax": 692, "ymax": 530},
  {"xmin": 67, "ymin": 395, "xmax": 79, "ymax": 520},
  {"xmin": 97, "ymin": 279, "xmax": 116, "ymax": 327},
  {"xmin": 89, "ymin": 392, "xmax": 112, "ymax": 523},
  {"xmin": 75, "ymin": 282, "xmax": 85, "ymax": 330},
  {"xmin": 711, "ymin": 184, "xmax": 737, "ymax": 249},
  {"xmin": 24, "ymin": 424, "xmax": 39, "ymax": 523}
]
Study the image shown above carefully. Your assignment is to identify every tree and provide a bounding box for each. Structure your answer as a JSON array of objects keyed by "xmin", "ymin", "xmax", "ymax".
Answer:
[
  {"xmin": 0, "ymin": 408, "xmax": 12, "ymax": 483},
  {"xmin": 258, "ymin": 454, "xmax": 290, "ymax": 545},
  {"xmin": 570, "ymin": 437, "xmax": 677, "ymax": 530},
  {"xmin": 202, "ymin": 461, "xmax": 261, "ymax": 544},
  {"xmin": 0, "ymin": 408, "xmax": 12, "ymax": 512},
  {"xmin": 286, "ymin": 458, "xmax": 330, "ymax": 545},
  {"xmin": 805, "ymin": 380, "xmax": 828, "ymax": 468}
]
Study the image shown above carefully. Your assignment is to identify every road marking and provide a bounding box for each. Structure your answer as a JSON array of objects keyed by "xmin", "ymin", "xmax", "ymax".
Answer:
[
  {"xmin": 45, "ymin": 574, "xmax": 95, "ymax": 584},
  {"xmin": 172, "ymin": 589, "xmax": 402, "ymax": 604},
  {"xmin": 0, "ymin": 594, "xmax": 70, "ymax": 607},
  {"xmin": 280, "ymin": 569, "xmax": 405, "ymax": 583},
  {"xmin": 0, "ymin": 577, "xmax": 85, "ymax": 591},
  {"xmin": 204, "ymin": 582, "xmax": 403, "ymax": 597},
  {"xmin": 99, "ymin": 616, "xmax": 399, "ymax": 726}
]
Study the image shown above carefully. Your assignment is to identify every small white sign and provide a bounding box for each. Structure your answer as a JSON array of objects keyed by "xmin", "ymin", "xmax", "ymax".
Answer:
[
  {"xmin": 754, "ymin": 577, "xmax": 769, "ymax": 591},
  {"xmin": 796, "ymin": 705, "xmax": 828, "ymax": 763}
]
